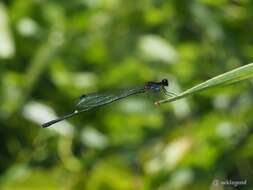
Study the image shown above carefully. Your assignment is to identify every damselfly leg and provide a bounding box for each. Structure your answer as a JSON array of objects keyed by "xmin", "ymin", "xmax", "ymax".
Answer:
[{"xmin": 161, "ymin": 87, "xmax": 177, "ymax": 97}]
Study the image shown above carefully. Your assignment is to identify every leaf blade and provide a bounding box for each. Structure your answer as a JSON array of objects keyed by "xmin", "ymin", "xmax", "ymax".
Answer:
[{"xmin": 156, "ymin": 63, "xmax": 253, "ymax": 104}]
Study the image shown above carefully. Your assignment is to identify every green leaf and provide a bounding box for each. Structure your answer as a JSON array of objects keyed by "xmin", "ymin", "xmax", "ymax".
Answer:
[{"xmin": 156, "ymin": 63, "xmax": 253, "ymax": 104}]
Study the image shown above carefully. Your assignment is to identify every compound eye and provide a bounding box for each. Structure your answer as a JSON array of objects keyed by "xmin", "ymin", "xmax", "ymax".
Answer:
[{"xmin": 162, "ymin": 79, "xmax": 168, "ymax": 86}]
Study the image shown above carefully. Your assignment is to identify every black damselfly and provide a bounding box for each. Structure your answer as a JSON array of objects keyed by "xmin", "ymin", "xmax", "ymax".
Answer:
[{"xmin": 42, "ymin": 79, "xmax": 175, "ymax": 128}]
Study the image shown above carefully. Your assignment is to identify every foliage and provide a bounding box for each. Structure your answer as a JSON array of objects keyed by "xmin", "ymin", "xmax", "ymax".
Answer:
[
  {"xmin": 157, "ymin": 63, "xmax": 253, "ymax": 104},
  {"xmin": 0, "ymin": 0, "xmax": 253, "ymax": 189}
]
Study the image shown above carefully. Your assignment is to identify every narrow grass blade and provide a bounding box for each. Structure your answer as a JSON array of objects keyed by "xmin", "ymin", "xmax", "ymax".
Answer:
[{"xmin": 156, "ymin": 63, "xmax": 253, "ymax": 104}]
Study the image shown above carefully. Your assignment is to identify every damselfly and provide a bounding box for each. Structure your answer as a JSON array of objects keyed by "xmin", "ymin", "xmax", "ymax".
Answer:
[{"xmin": 42, "ymin": 79, "xmax": 175, "ymax": 128}]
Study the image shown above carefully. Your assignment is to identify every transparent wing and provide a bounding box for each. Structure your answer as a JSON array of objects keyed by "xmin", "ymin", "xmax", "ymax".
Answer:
[{"xmin": 76, "ymin": 86, "xmax": 145, "ymax": 110}]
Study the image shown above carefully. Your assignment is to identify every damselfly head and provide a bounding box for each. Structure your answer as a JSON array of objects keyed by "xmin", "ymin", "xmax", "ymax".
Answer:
[
  {"xmin": 79, "ymin": 94, "xmax": 86, "ymax": 99},
  {"xmin": 161, "ymin": 79, "xmax": 168, "ymax": 86}
]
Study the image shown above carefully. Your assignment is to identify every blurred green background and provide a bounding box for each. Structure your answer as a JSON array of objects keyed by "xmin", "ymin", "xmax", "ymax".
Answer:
[{"xmin": 0, "ymin": 0, "xmax": 253, "ymax": 189}]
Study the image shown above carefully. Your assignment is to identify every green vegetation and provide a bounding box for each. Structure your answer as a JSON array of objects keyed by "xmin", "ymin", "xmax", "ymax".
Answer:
[
  {"xmin": 157, "ymin": 63, "xmax": 253, "ymax": 104},
  {"xmin": 0, "ymin": 0, "xmax": 253, "ymax": 189}
]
